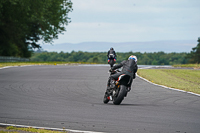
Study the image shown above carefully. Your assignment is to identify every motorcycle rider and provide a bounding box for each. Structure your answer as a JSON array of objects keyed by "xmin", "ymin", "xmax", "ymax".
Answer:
[
  {"xmin": 107, "ymin": 47, "xmax": 117, "ymax": 62},
  {"xmin": 106, "ymin": 55, "xmax": 138, "ymax": 93}
]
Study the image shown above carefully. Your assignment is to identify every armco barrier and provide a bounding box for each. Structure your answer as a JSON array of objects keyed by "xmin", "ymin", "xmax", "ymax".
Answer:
[{"xmin": 0, "ymin": 56, "xmax": 30, "ymax": 62}]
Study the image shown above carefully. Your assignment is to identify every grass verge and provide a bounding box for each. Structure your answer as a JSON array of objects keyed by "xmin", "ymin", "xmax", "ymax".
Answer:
[
  {"xmin": 173, "ymin": 64, "xmax": 200, "ymax": 69},
  {"xmin": 137, "ymin": 69, "xmax": 200, "ymax": 94},
  {"xmin": 0, "ymin": 126, "xmax": 68, "ymax": 133},
  {"xmin": 0, "ymin": 62, "xmax": 96, "ymax": 68}
]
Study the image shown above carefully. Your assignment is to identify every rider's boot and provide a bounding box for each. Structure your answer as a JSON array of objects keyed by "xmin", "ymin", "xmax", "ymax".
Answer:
[
  {"xmin": 124, "ymin": 87, "xmax": 131, "ymax": 97},
  {"xmin": 127, "ymin": 87, "xmax": 131, "ymax": 92}
]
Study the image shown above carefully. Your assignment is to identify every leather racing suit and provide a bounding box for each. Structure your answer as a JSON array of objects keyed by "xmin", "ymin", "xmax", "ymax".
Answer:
[
  {"xmin": 107, "ymin": 49, "xmax": 116, "ymax": 59},
  {"xmin": 107, "ymin": 59, "xmax": 138, "ymax": 88}
]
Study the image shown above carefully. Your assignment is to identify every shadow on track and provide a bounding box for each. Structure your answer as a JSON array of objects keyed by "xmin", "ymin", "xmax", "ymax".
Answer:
[{"xmin": 94, "ymin": 103, "xmax": 159, "ymax": 107}]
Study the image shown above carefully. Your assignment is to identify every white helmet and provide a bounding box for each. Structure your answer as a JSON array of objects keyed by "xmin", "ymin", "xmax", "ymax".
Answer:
[{"xmin": 128, "ymin": 55, "xmax": 137, "ymax": 63}]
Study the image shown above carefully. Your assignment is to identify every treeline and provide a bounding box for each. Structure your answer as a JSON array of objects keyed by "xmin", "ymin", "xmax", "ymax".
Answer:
[
  {"xmin": 30, "ymin": 51, "xmax": 188, "ymax": 65},
  {"xmin": 0, "ymin": 0, "xmax": 72, "ymax": 58}
]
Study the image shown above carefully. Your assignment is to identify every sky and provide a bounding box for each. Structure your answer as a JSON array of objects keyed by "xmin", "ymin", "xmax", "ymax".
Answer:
[{"xmin": 49, "ymin": 0, "xmax": 200, "ymax": 45}]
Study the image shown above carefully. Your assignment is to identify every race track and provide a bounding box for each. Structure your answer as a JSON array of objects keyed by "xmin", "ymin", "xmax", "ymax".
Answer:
[{"xmin": 0, "ymin": 65, "xmax": 200, "ymax": 133}]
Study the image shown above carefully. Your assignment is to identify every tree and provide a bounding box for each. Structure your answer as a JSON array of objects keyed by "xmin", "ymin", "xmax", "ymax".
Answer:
[
  {"xmin": 0, "ymin": 0, "xmax": 73, "ymax": 57},
  {"xmin": 187, "ymin": 37, "xmax": 200, "ymax": 63}
]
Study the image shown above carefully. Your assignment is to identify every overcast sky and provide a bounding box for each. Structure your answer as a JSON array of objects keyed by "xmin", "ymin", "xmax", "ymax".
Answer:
[{"xmin": 51, "ymin": 0, "xmax": 200, "ymax": 44}]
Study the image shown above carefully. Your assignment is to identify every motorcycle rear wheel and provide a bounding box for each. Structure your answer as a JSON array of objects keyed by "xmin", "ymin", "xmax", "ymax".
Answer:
[
  {"xmin": 109, "ymin": 59, "xmax": 115, "ymax": 67},
  {"xmin": 113, "ymin": 85, "xmax": 127, "ymax": 105}
]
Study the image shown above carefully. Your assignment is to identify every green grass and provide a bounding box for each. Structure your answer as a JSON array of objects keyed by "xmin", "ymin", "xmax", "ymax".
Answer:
[
  {"xmin": 137, "ymin": 69, "xmax": 200, "ymax": 94},
  {"xmin": 0, "ymin": 131, "xmax": 18, "ymax": 133},
  {"xmin": 0, "ymin": 130, "xmax": 18, "ymax": 133},
  {"xmin": 0, "ymin": 126, "xmax": 68, "ymax": 133},
  {"xmin": 0, "ymin": 62, "xmax": 97, "ymax": 68},
  {"xmin": 173, "ymin": 64, "xmax": 200, "ymax": 69}
]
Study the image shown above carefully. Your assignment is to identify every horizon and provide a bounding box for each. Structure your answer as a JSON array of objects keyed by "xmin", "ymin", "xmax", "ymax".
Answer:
[{"xmin": 40, "ymin": 39, "xmax": 197, "ymax": 53}]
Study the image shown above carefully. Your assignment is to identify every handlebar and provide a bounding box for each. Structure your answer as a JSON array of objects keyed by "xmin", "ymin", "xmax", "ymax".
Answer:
[{"xmin": 108, "ymin": 69, "xmax": 121, "ymax": 74}]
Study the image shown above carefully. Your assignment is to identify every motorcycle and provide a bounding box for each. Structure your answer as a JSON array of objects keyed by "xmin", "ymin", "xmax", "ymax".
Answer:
[
  {"xmin": 108, "ymin": 54, "xmax": 116, "ymax": 67},
  {"xmin": 103, "ymin": 69, "xmax": 132, "ymax": 105}
]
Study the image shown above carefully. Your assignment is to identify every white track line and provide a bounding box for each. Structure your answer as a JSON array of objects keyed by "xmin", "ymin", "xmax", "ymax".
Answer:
[
  {"xmin": 136, "ymin": 72, "xmax": 200, "ymax": 97},
  {"xmin": 0, "ymin": 66, "xmax": 17, "ymax": 69},
  {"xmin": 0, "ymin": 123, "xmax": 105, "ymax": 133},
  {"xmin": 0, "ymin": 65, "xmax": 36, "ymax": 70}
]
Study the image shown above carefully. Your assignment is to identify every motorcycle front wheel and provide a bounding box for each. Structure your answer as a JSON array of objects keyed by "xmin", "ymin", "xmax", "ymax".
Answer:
[{"xmin": 103, "ymin": 92, "xmax": 109, "ymax": 104}]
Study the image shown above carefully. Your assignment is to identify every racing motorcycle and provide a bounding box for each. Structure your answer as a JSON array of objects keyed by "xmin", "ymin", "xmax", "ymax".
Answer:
[
  {"xmin": 103, "ymin": 69, "xmax": 132, "ymax": 105},
  {"xmin": 108, "ymin": 54, "xmax": 116, "ymax": 67}
]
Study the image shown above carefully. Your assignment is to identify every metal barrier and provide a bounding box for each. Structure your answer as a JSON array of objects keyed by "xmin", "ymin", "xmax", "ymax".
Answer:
[{"xmin": 0, "ymin": 56, "xmax": 30, "ymax": 62}]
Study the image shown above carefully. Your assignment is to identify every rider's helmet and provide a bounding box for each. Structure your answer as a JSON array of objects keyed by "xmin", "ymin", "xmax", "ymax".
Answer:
[
  {"xmin": 128, "ymin": 55, "xmax": 137, "ymax": 63},
  {"xmin": 110, "ymin": 47, "xmax": 114, "ymax": 50}
]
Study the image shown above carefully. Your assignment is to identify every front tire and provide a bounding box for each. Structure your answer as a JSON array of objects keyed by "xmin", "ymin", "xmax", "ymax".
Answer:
[
  {"xmin": 103, "ymin": 92, "xmax": 109, "ymax": 104},
  {"xmin": 113, "ymin": 85, "xmax": 127, "ymax": 105}
]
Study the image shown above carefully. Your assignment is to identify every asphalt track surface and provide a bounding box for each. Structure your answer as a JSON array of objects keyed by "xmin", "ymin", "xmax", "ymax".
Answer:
[{"xmin": 0, "ymin": 65, "xmax": 200, "ymax": 133}]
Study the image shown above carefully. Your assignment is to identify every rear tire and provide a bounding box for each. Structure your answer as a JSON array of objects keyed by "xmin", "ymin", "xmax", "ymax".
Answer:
[
  {"xmin": 109, "ymin": 60, "xmax": 114, "ymax": 67},
  {"xmin": 113, "ymin": 85, "xmax": 126, "ymax": 105}
]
